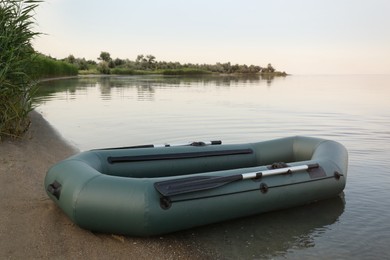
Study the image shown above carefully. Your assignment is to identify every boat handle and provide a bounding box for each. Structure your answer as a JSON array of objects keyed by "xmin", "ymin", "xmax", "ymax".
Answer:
[{"xmin": 47, "ymin": 180, "xmax": 62, "ymax": 200}]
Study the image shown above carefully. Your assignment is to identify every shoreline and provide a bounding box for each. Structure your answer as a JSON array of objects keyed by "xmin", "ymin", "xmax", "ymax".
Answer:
[{"xmin": 0, "ymin": 110, "xmax": 214, "ymax": 259}]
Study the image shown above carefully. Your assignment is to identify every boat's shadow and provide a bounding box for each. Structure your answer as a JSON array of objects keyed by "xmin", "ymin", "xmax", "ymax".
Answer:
[{"xmin": 169, "ymin": 194, "xmax": 345, "ymax": 259}]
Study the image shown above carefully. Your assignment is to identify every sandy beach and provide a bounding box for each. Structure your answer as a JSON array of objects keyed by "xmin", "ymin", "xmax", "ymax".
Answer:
[{"xmin": 0, "ymin": 110, "xmax": 214, "ymax": 259}]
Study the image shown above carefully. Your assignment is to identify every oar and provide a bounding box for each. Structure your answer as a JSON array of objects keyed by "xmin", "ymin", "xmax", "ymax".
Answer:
[
  {"xmin": 152, "ymin": 140, "xmax": 222, "ymax": 148},
  {"xmin": 96, "ymin": 140, "xmax": 222, "ymax": 150},
  {"xmin": 154, "ymin": 163, "xmax": 319, "ymax": 197}
]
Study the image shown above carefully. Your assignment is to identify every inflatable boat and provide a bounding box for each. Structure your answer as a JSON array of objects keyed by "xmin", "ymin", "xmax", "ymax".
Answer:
[{"xmin": 45, "ymin": 136, "xmax": 348, "ymax": 236}]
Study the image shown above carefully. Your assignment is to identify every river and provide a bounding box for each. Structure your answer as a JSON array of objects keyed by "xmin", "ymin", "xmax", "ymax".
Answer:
[{"xmin": 36, "ymin": 74, "xmax": 390, "ymax": 259}]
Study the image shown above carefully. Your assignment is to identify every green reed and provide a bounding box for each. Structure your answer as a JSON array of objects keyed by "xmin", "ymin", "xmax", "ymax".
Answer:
[
  {"xmin": 0, "ymin": 0, "xmax": 41, "ymax": 139},
  {"xmin": 28, "ymin": 53, "xmax": 78, "ymax": 79}
]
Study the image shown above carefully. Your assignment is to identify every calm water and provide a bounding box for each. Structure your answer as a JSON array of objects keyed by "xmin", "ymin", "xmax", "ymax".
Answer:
[{"xmin": 36, "ymin": 75, "xmax": 390, "ymax": 259}]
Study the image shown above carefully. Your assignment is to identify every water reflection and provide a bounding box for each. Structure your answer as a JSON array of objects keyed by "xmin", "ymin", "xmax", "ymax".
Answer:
[
  {"xmin": 137, "ymin": 85, "xmax": 155, "ymax": 101},
  {"xmin": 170, "ymin": 196, "xmax": 345, "ymax": 259},
  {"xmin": 36, "ymin": 74, "xmax": 278, "ymax": 103},
  {"xmin": 261, "ymin": 74, "xmax": 277, "ymax": 86},
  {"xmin": 98, "ymin": 81, "xmax": 112, "ymax": 100}
]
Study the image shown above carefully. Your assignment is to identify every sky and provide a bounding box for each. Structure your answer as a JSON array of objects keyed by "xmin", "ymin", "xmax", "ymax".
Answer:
[{"xmin": 33, "ymin": 0, "xmax": 390, "ymax": 75}]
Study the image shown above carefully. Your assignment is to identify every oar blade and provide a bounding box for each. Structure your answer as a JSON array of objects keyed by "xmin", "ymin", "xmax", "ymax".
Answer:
[{"xmin": 154, "ymin": 175, "xmax": 242, "ymax": 197}]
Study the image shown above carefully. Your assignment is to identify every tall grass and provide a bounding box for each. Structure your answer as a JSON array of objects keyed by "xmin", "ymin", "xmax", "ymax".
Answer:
[
  {"xmin": 28, "ymin": 53, "xmax": 78, "ymax": 79},
  {"xmin": 0, "ymin": 0, "xmax": 41, "ymax": 139}
]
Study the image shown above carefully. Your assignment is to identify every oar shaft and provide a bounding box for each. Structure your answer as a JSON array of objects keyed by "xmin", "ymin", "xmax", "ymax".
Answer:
[
  {"xmin": 97, "ymin": 140, "xmax": 222, "ymax": 150},
  {"xmin": 241, "ymin": 164, "xmax": 318, "ymax": 179}
]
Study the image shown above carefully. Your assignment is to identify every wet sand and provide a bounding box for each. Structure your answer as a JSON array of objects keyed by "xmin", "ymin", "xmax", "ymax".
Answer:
[{"xmin": 0, "ymin": 110, "xmax": 215, "ymax": 259}]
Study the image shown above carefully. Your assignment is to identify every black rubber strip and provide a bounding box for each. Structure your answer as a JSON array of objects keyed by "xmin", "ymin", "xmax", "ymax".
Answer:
[{"xmin": 107, "ymin": 148, "xmax": 253, "ymax": 164}]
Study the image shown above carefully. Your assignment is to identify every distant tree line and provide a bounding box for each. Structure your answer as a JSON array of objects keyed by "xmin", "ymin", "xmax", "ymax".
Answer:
[
  {"xmin": 62, "ymin": 54, "xmax": 97, "ymax": 71},
  {"xmin": 61, "ymin": 51, "xmax": 287, "ymax": 76}
]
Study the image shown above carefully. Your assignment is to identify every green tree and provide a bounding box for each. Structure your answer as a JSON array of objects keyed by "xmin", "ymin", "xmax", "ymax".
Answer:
[
  {"xmin": 77, "ymin": 58, "xmax": 89, "ymax": 70},
  {"xmin": 97, "ymin": 61, "xmax": 110, "ymax": 74},
  {"xmin": 114, "ymin": 58, "xmax": 125, "ymax": 66},
  {"xmin": 146, "ymin": 55, "xmax": 156, "ymax": 64},
  {"xmin": 0, "ymin": 0, "xmax": 41, "ymax": 139},
  {"xmin": 98, "ymin": 51, "xmax": 111, "ymax": 62},
  {"xmin": 265, "ymin": 63, "xmax": 275, "ymax": 73},
  {"xmin": 136, "ymin": 54, "xmax": 145, "ymax": 63},
  {"xmin": 65, "ymin": 54, "xmax": 76, "ymax": 64}
]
